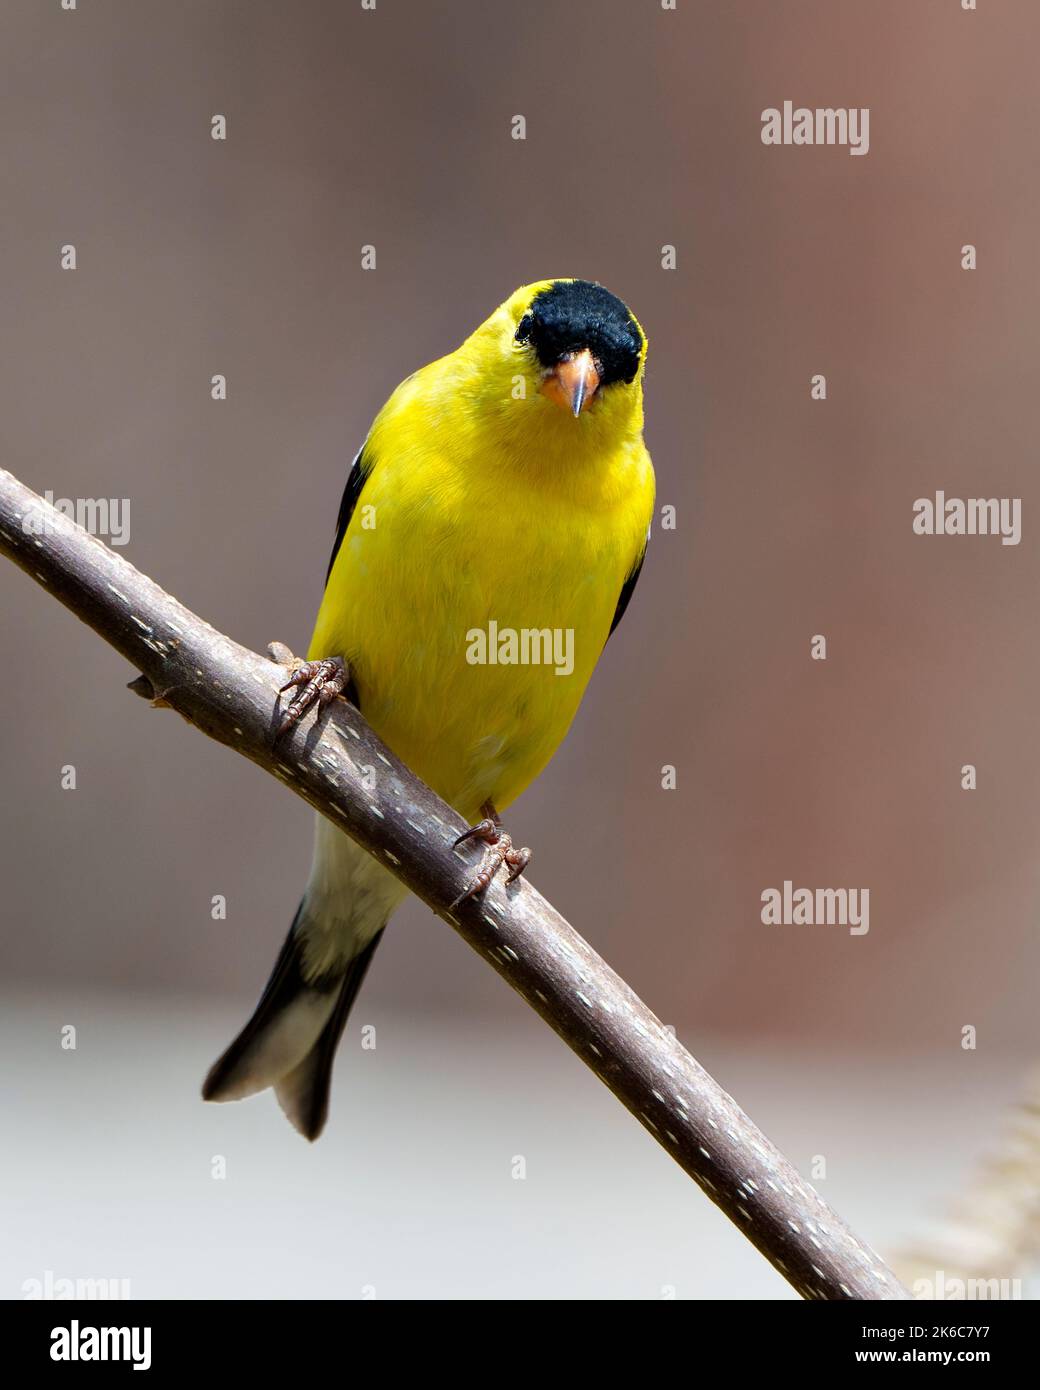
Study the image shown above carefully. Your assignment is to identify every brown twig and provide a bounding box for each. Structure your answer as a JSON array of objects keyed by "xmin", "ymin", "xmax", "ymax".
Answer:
[{"xmin": 0, "ymin": 468, "xmax": 908, "ymax": 1300}]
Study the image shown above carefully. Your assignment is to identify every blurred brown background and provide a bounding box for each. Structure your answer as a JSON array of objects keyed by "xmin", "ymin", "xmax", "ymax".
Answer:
[{"xmin": 1, "ymin": 0, "xmax": 1038, "ymax": 1299}]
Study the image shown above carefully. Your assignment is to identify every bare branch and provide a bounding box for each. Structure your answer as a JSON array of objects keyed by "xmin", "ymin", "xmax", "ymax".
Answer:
[{"xmin": 0, "ymin": 469, "xmax": 908, "ymax": 1300}]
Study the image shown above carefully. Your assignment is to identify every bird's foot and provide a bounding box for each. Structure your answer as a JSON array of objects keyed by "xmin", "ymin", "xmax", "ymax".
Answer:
[
  {"xmin": 268, "ymin": 642, "xmax": 349, "ymax": 740},
  {"xmin": 449, "ymin": 802, "xmax": 531, "ymax": 909}
]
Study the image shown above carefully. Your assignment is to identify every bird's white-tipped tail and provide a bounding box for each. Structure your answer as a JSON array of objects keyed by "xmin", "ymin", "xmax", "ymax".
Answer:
[{"xmin": 203, "ymin": 820, "xmax": 408, "ymax": 1139}]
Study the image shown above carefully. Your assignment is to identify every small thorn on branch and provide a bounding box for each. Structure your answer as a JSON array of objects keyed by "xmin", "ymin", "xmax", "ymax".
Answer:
[
  {"xmin": 127, "ymin": 673, "xmax": 170, "ymax": 708},
  {"xmin": 267, "ymin": 640, "xmax": 296, "ymax": 665}
]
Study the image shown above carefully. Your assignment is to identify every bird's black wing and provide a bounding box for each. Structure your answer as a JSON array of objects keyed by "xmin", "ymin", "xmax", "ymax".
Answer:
[
  {"xmin": 608, "ymin": 528, "xmax": 650, "ymax": 639},
  {"xmin": 322, "ymin": 446, "xmax": 373, "ymax": 712},
  {"xmin": 325, "ymin": 446, "xmax": 373, "ymax": 588}
]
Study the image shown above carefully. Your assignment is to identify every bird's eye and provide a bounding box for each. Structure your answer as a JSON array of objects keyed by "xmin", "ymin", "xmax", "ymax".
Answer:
[{"xmin": 515, "ymin": 314, "xmax": 533, "ymax": 343}]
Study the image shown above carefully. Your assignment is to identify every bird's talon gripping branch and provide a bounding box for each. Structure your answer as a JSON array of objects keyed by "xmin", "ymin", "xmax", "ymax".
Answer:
[
  {"xmin": 274, "ymin": 654, "xmax": 348, "ymax": 739},
  {"xmin": 450, "ymin": 806, "xmax": 531, "ymax": 907},
  {"xmin": 504, "ymin": 846, "xmax": 532, "ymax": 884},
  {"xmin": 452, "ymin": 817, "xmax": 498, "ymax": 849}
]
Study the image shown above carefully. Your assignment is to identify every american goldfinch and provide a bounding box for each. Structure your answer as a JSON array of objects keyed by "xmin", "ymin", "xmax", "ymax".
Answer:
[{"xmin": 204, "ymin": 279, "xmax": 655, "ymax": 1138}]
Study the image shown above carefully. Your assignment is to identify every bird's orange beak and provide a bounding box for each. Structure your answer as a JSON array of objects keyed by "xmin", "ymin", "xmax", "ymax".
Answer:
[{"xmin": 540, "ymin": 348, "xmax": 600, "ymax": 417}]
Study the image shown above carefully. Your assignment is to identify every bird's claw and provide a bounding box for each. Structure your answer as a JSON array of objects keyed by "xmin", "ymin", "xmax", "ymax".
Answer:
[
  {"xmin": 273, "ymin": 653, "xmax": 349, "ymax": 740},
  {"xmin": 452, "ymin": 817, "xmax": 498, "ymax": 849},
  {"xmin": 450, "ymin": 808, "xmax": 531, "ymax": 909},
  {"xmin": 504, "ymin": 845, "xmax": 532, "ymax": 884}
]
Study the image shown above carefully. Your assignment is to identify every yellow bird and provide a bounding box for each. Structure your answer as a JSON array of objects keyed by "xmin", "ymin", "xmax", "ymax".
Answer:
[{"xmin": 204, "ymin": 279, "xmax": 655, "ymax": 1138}]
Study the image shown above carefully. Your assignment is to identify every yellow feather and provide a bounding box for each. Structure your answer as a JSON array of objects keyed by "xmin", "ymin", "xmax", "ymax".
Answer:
[{"xmin": 309, "ymin": 281, "xmax": 655, "ymax": 823}]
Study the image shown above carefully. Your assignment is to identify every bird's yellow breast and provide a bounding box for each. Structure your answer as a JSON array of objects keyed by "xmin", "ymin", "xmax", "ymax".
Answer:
[{"xmin": 309, "ymin": 332, "xmax": 654, "ymax": 823}]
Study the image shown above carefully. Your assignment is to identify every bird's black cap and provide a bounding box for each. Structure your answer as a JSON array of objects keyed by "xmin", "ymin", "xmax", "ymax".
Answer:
[{"xmin": 515, "ymin": 280, "xmax": 643, "ymax": 387}]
